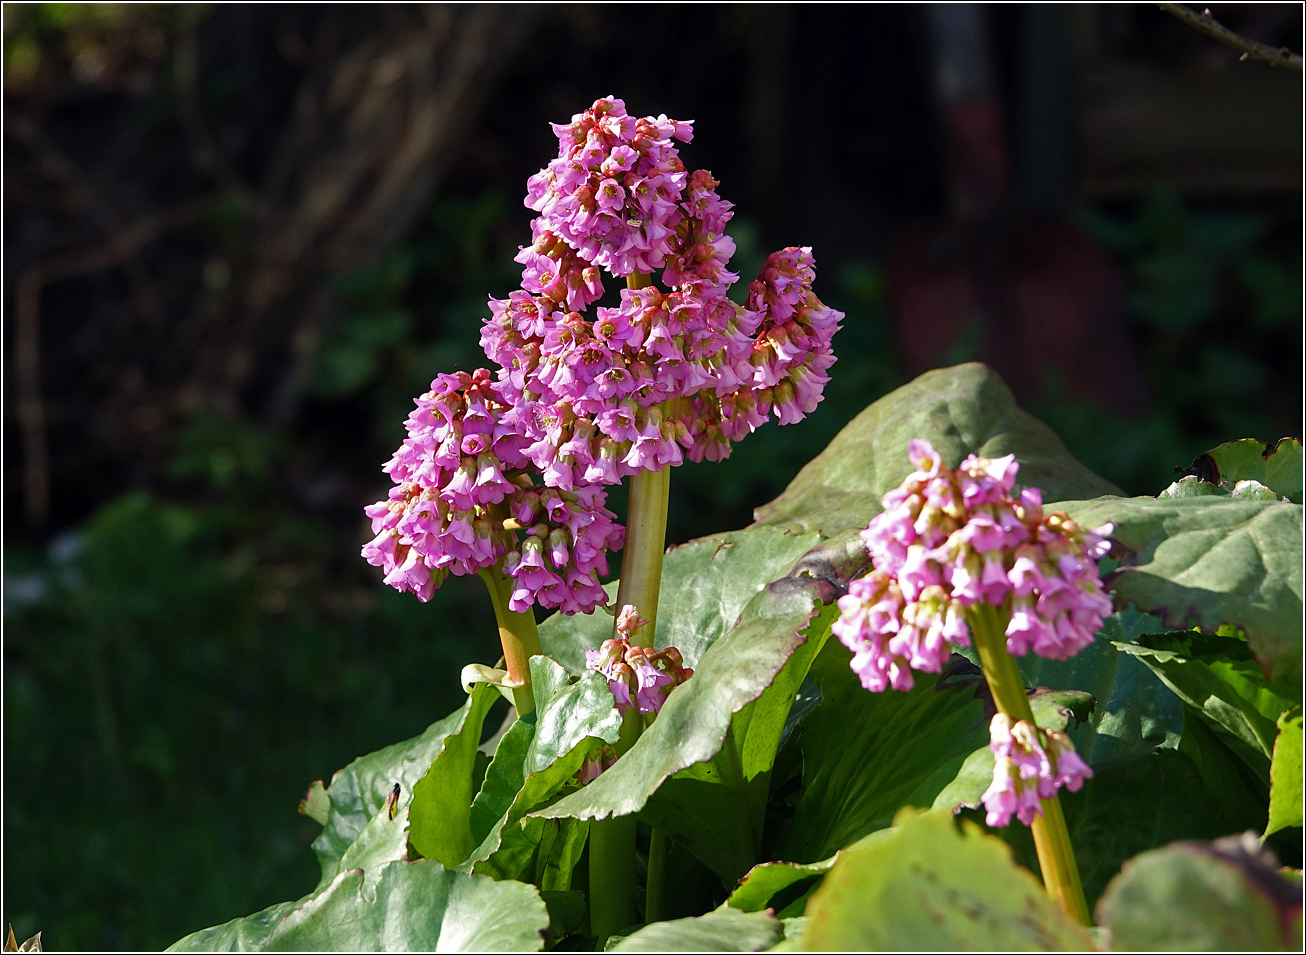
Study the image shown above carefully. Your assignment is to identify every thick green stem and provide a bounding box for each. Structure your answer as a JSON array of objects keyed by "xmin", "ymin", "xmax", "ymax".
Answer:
[
  {"xmin": 612, "ymin": 467, "xmax": 671, "ymax": 646},
  {"xmin": 477, "ymin": 565, "xmax": 542, "ymax": 718},
  {"xmin": 645, "ymin": 827, "xmax": 670, "ymax": 924},
  {"xmin": 969, "ymin": 602, "xmax": 1092, "ymax": 926}
]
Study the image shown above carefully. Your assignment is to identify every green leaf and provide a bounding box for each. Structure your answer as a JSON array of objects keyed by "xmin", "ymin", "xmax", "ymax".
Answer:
[
  {"xmin": 309, "ymin": 684, "xmax": 498, "ymax": 879},
  {"xmin": 1057, "ymin": 496, "xmax": 1304, "ymax": 685},
  {"xmin": 167, "ymin": 900, "xmax": 302, "ymax": 952},
  {"xmin": 315, "ymin": 798, "xmax": 411, "ymax": 896},
  {"xmin": 466, "ymin": 658, "xmax": 622, "ymax": 882},
  {"xmin": 1096, "ymin": 836, "xmax": 1303, "ymax": 951},
  {"xmin": 777, "ymin": 643, "xmax": 989, "ymax": 863},
  {"xmin": 726, "ymin": 857, "xmax": 838, "ymax": 915},
  {"xmin": 1190, "ymin": 437, "xmax": 1304, "ymax": 504},
  {"xmin": 534, "ymin": 581, "xmax": 830, "ymax": 853},
  {"xmin": 266, "ymin": 860, "xmax": 548, "ymax": 952},
  {"xmin": 539, "ymin": 527, "xmax": 822, "ymax": 674},
  {"xmin": 1177, "ymin": 706, "xmax": 1270, "ymax": 835},
  {"xmin": 1017, "ymin": 608, "xmax": 1184, "ymax": 764},
  {"xmin": 607, "ymin": 905, "xmax": 783, "ymax": 953},
  {"xmin": 752, "ymin": 362, "xmax": 1120, "ymax": 537},
  {"xmin": 1113, "ymin": 629, "xmax": 1298, "ymax": 764},
  {"xmin": 1268, "ymin": 707, "xmax": 1303, "ymax": 836},
  {"xmin": 799, "ymin": 809, "xmax": 1094, "ymax": 952},
  {"xmin": 407, "ymin": 682, "xmax": 500, "ymax": 867}
]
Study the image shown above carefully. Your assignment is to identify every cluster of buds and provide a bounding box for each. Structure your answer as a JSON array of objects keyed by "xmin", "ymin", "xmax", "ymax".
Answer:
[
  {"xmin": 483, "ymin": 96, "xmax": 842, "ymax": 490},
  {"xmin": 584, "ymin": 605, "xmax": 694, "ymax": 719},
  {"xmin": 982, "ymin": 714, "xmax": 1093, "ymax": 827},
  {"xmin": 362, "ymin": 369, "xmax": 623, "ymax": 614},
  {"xmin": 833, "ymin": 439, "xmax": 1113, "ymax": 693}
]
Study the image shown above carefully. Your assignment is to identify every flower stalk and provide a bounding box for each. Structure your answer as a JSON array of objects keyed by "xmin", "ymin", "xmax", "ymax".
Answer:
[
  {"xmin": 478, "ymin": 563, "xmax": 543, "ymax": 718},
  {"xmin": 968, "ymin": 602, "xmax": 1091, "ymax": 926},
  {"xmin": 590, "ymin": 272, "xmax": 674, "ymax": 941}
]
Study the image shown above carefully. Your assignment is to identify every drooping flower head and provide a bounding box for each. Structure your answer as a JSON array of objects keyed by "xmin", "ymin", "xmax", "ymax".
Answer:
[
  {"xmin": 832, "ymin": 439, "xmax": 1114, "ymax": 692},
  {"xmin": 584, "ymin": 605, "xmax": 693, "ymax": 719},
  {"xmin": 362, "ymin": 368, "xmax": 624, "ymax": 614},
  {"xmin": 485, "ymin": 96, "xmax": 843, "ymax": 490},
  {"xmin": 981, "ymin": 714, "xmax": 1093, "ymax": 827}
]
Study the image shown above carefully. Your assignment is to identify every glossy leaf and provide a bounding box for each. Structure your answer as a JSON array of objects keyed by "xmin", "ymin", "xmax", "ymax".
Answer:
[
  {"xmin": 539, "ymin": 527, "xmax": 822, "ymax": 674},
  {"xmin": 607, "ymin": 905, "xmax": 783, "ymax": 953},
  {"xmin": 637, "ymin": 603, "xmax": 837, "ymax": 885},
  {"xmin": 266, "ymin": 860, "xmax": 548, "ymax": 952},
  {"xmin": 535, "ymin": 582, "xmax": 828, "ymax": 842},
  {"xmin": 407, "ymin": 682, "xmax": 500, "ymax": 867},
  {"xmin": 752, "ymin": 362, "xmax": 1120, "ymax": 537},
  {"xmin": 1096, "ymin": 835, "xmax": 1304, "ymax": 951},
  {"xmin": 799, "ymin": 809, "xmax": 1093, "ymax": 952},
  {"xmin": 778, "ymin": 643, "xmax": 989, "ymax": 863},
  {"xmin": 1057, "ymin": 496, "xmax": 1304, "ymax": 685},
  {"xmin": 1190, "ymin": 437, "xmax": 1304, "ymax": 504},
  {"xmin": 309, "ymin": 684, "xmax": 497, "ymax": 878},
  {"xmin": 1268, "ymin": 707, "xmax": 1304, "ymax": 836}
]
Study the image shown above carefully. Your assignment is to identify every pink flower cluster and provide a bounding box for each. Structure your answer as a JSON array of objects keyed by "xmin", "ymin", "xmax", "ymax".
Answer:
[
  {"xmin": 832, "ymin": 439, "xmax": 1113, "ymax": 692},
  {"xmin": 361, "ymin": 369, "xmax": 624, "ymax": 614},
  {"xmin": 584, "ymin": 605, "xmax": 693, "ymax": 719},
  {"xmin": 483, "ymin": 96, "xmax": 842, "ymax": 489},
  {"xmin": 981, "ymin": 714, "xmax": 1092, "ymax": 827},
  {"xmin": 575, "ymin": 743, "xmax": 618, "ymax": 786}
]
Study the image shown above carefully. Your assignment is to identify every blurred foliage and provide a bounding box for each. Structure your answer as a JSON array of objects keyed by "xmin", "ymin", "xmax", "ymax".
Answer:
[
  {"xmin": 3, "ymin": 449, "xmax": 500, "ymax": 950},
  {"xmin": 1035, "ymin": 187, "xmax": 1302, "ymax": 497}
]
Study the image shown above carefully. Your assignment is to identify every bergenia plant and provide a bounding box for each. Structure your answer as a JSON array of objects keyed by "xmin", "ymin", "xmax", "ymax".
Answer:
[{"xmin": 170, "ymin": 99, "xmax": 1303, "ymax": 955}]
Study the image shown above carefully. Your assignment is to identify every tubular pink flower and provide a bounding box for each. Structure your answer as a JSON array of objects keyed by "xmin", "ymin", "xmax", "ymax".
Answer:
[
  {"xmin": 480, "ymin": 98, "xmax": 842, "ymax": 491},
  {"xmin": 584, "ymin": 635, "xmax": 693, "ymax": 718},
  {"xmin": 363, "ymin": 369, "xmax": 624, "ymax": 614},
  {"xmin": 834, "ymin": 439, "xmax": 1114, "ymax": 690},
  {"xmin": 982, "ymin": 714, "xmax": 1093, "ymax": 827}
]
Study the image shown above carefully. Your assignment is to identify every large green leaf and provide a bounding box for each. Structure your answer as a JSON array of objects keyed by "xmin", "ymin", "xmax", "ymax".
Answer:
[
  {"xmin": 408, "ymin": 657, "xmax": 624, "ymax": 882},
  {"xmin": 1057, "ymin": 496, "xmax": 1304, "ymax": 685},
  {"xmin": 777, "ymin": 643, "xmax": 989, "ymax": 864},
  {"xmin": 169, "ymin": 800, "xmax": 550, "ymax": 952},
  {"xmin": 1113, "ymin": 629, "xmax": 1298, "ymax": 764},
  {"xmin": 1018, "ymin": 608, "xmax": 1185, "ymax": 763},
  {"xmin": 1188, "ymin": 437, "xmax": 1304, "ymax": 504},
  {"xmin": 636, "ymin": 603, "xmax": 837, "ymax": 885},
  {"xmin": 534, "ymin": 581, "xmax": 829, "ymax": 838},
  {"xmin": 407, "ymin": 682, "xmax": 500, "ymax": 867},
  {"xmin": 1268, "ymin": 707, "xmax": 1303, "ymax": 836},
  {"xmin": 1096, "ymin": 836, "xmax": 1304, "ymax": 951},
  {"xmin": 752, "ymin": 362, "xmax": 1120, "ymax": 536},
  {"xmin": 799, "ymin": 809, "xmax": 1094, "ymax": 952},
  {"xmin": 539, "ymin": 527, "xmax": 822, "ymax": 674},
  {"xmin": 607, "ymin": 905, "xmax": 784, "ymax": 953},
  {"xmin": 266, "ymin": 860, "xmax": 548, "ymax": 952},
  {"xmin": 308, "ymin": 684, "xmax": 498, "ymax": 878}
]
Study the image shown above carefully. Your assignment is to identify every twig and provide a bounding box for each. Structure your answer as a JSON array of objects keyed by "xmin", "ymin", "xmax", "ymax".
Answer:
[
  {"xmin": 1158, "ymin": 3, "xmax": 1303, "ymax": 71},
  {"xmin": 14, "ymin": 196, "xmax": 218, "ymax": 526}
]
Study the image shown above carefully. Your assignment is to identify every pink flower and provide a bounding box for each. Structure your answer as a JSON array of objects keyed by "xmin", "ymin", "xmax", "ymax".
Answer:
[
  {"xmin": 363, "ymin": 369, "xmax": 624, "ymax": 615},
  {"xmin": 982, "ymin": 714, "xmax": 1093, "ymax": 827},
  {"xmin": 584, "ymin": 633, "xmax": 693, "ymax": 718},
  {"xmin": 834, "ymin": 439, "xmax": 1114, "ymax": 690}
]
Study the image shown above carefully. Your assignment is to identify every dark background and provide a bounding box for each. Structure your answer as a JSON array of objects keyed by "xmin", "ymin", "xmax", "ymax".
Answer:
[{"xmin": 3, "ymin": 4, "xmax": 1302, "ymax": 949}]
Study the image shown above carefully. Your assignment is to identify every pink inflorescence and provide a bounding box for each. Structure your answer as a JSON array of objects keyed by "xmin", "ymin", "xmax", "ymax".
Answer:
[
  {"xmin": 981, "ymin": 714, "xmax": 1093, "ymax": 827},
  {"xmin": 361, "ymin": 368, "xmax": 624, "ymax": 614},
  {"xmin": 483, "ymin": 96, "xmax": 842, "ymax": 490},
  {"xmin": 832, "ymin": 439, "xmax": 1114, "ymax": 693},
  {"xmin": 584, "ymin": 605, "xmax": 693, "ymax": 719}
]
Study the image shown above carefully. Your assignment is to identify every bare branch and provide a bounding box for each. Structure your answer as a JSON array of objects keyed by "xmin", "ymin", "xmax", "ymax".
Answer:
[{"xmin": 1159, "ymin": 3, "xmax": 1303, "ymax": 71}]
